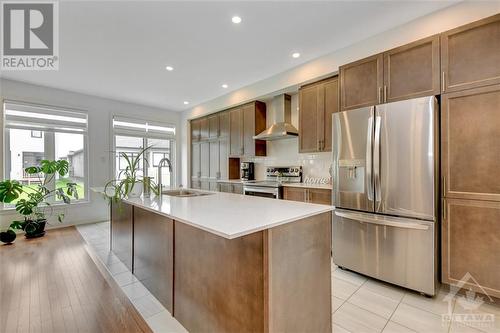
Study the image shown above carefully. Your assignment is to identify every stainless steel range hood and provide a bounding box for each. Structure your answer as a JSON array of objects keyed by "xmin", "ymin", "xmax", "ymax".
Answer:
[{"xmin": 253, "ymin": 94, "xmax": 298, "ymax": 141}]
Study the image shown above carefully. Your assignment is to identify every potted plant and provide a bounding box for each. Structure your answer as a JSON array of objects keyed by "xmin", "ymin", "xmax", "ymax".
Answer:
[
  {"xmin": 0, "ymin": 160, "xmax": 79, "ymax": 239},
  {"xmin": 104, "ymin": 146, "xmax": 158, "ymax": 204}
]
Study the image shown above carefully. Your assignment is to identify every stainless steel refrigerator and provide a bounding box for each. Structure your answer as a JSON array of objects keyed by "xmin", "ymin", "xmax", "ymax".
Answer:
[{"xmin": 332, "ymin": 96, "xmax": 438, "ymax": 296}]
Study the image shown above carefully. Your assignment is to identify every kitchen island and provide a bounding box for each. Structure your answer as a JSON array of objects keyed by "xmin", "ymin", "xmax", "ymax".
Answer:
[{"xmin": 111, "ymin": 190, "xmax": 333, "ymax": 333}]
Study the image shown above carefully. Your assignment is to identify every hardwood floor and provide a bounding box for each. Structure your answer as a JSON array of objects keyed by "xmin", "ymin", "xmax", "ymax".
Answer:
[{"xmin": 0, "ymin": 226, "xmax": 152, "ymax": 333}]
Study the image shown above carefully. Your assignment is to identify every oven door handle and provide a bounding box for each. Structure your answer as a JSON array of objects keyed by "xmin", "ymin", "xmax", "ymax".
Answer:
[{"xmin": 334, "ymin": 209, "xmax": 429, "ymax": 230}]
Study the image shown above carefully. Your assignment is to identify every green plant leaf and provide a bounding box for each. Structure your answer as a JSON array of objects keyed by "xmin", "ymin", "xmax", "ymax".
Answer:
[
  {"xmin": 56, "ymin": 160, "xmax": 69, "ymax": 176},
  {"xmin": 40, "ymin": 160, "xmax": 58, "ymax": 174},
  {"xmin": 0, "ymin": 180, "xmax": 23, "ymax": 203},
  {"xmin": 57, "ymin": 213, "xmax": 65, "ymax": 223},
  {"xmin": 15, "ymin": 199, "xmax": 34, "ymax": 216},
  {"xmin": 10, "ymin": 221, "xmax": 24, "ymax": 230},
  {"xmin": 24, "ymin": 166, "xmax": 42, "ymax": 174}
]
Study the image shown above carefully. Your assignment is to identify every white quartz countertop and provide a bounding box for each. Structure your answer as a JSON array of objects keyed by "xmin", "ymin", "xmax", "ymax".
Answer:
[
  {"xmin": 123, "ymin": 191, "xmax": 333, "ymax": 239},
  {"xmin": 281, "ymin": 183, "xmax": 332, "ymax": 190}
]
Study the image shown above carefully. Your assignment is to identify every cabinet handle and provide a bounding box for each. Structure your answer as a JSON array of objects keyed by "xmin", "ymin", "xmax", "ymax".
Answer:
[
  {"xmin": 442, "ymin": 200, "xmax": 447, "ymax": 221},
  {"xmin": 384, "ymin": 85, "xmax": 387, "ymax": 102},
  {"xmin": 378, "ymin": 87, "xmax": 383, "ymax": 104},
  {"xmin": 442, "ymin": 176, "xmax": 446, "ymax": 196},
  {"xmin": 442, "ymin": 72, "xmax": 446, "ymax": 92}
]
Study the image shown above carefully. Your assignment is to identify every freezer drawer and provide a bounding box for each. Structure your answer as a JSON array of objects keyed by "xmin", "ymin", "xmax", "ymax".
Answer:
[{"xmin": 332, "ymin": 209, "xmax": 437, "ymax": 295}]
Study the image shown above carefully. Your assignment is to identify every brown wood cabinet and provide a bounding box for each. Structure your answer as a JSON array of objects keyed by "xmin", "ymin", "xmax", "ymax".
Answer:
[
  {"xmin": 199, "ymin": 117, "xmax": 209, "ymax": 141},
  {"xmin": 442, "ymin": 198, "xmax": 500, "ymax": 298},
  {"xmin": 110, "ymin": 202, "xmax": 133, "ymax": 271},
  {"xmin": 229, "ymin": 102, "xmax": 266, "ymax": 157},
  {"xmin": 384, "ymin": 35, "xmax": 440, "ymax": 103},
  {"xmin": 340, "ymin": 54, "xmax": 383, "ymax": 111},
  {"xmin": 340, "ymin": 35, "xmax": 440, "ymax": 110},
  {"xmin": 191, "ymin": 119, "xmax": 201, "ymax": 141},
  {"xmin": 441, "ymin": 14, "xmax": 500, "ymax": 93},
  {"xmin": 441, "ymin": 84, "xmax": 500, "ymax": 202},
  {"xmin": 208, "ymin": 114, "xmax": 219, "ymax": 139},
  {"xmin": 219, "ymin": 111, "xmax": 229, "ymax": 138},
  {"xmin": 283, "ymin": 186, "xmax": 332, "ymax": 205},
  {"xmin": 299, "ymin": 77, "xmax": 338, "ymax": 152},
  {"xmin": 133, "ymin": 207, "xmax": 174, "ymax": 311}
]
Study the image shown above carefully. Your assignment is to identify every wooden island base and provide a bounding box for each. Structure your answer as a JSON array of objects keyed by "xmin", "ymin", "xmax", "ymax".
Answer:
[{"xmin": 112, "ymin": 203, "xmax": 332, "ymax": 333}]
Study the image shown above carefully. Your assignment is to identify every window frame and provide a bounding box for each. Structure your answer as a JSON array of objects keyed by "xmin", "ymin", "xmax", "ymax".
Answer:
[
  {"xmin": 111, "ymin": 116, "xmax": 176, "ymax": 189},
  {"xmin": 2, "ymin": 100, "xmax": 90, "ymax": 209}
]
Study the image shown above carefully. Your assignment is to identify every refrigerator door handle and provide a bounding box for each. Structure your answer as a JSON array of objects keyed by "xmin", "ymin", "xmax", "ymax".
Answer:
[
  {"xmin": 374, "ymin": 115, "xmax": 382, "ymax": 203},
  {"xmin": 334, "ymin": 209, "xmax": 430, "ymax": 230},
  {"xmin": 366, "ymin": 113, "xmax": 374, "ymax": 202}
]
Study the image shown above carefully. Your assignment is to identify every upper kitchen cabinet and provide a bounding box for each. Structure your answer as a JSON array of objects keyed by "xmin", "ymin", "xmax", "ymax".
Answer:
[
  {"xmin": 229, "ymin": 102, "xmax": 266, "ymax": 157},
  {"xmin": 219, "ymin": 111, "xmax": 230, "ymax": 138},
  {"xmin": 441, "ymin": 14, "xmax": 500, "ymax": 93},
  {"xmin": 441, "ymin": 84, "xmax": 500, "ymax": 202},
  {"xmin": 299, "ymin": 76, "xmax": 338, "ymax": 152},
  {"xmin": 339, "ymin": 54, "xmax": 383, "ymax": 111},
  {"xmin": 199, "ymin": 117, "xmax": 209, "ymax": 141},
  {"xmin": 208, "ymin": 114, "xmax": 219, "ymax": 139},
  {"xmin": 384, "ymin": 35, "xmax": 440, "ymax": 103},
  {"xmin": 191, "ymin": 118, "xmax": 201, "ymax": 141}
]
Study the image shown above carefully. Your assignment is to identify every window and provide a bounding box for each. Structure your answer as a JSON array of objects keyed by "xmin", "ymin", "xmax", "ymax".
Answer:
[
  {"xmin": 112, "ymin": 117, "xmax": 175, "ymax": 189},
  {"xmin": 3, "ymin": 101, "xmax": 88, "ymax": 205}
]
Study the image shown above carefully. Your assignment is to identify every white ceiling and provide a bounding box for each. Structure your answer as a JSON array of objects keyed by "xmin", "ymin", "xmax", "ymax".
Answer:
[{"xmin": 1, "ymin": 1, "xmax": 458, "ymax": 112}]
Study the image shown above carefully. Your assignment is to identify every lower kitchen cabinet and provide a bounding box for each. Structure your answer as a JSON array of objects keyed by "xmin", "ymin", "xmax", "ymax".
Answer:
[
  {"xmin": 442, "ymin": 198, "xmax": 500, "ymax": 298},
  {"xmin": 133, "ymin": 207, "xmax": 174, "ymax": 312},
  {"xmin": 218, "ymin": 182, "xmax": 243, "ymax": 194},
  {"xmin": 191, "ymin": 178, "xmax": 201, "ymax": 189},
  {"xmin": 110, "ymin": 202, "xmax": 133, "ymax": 271},
  {"xmin": 283, "ymin": 186, "xmax": 332, "ymax": 205}
]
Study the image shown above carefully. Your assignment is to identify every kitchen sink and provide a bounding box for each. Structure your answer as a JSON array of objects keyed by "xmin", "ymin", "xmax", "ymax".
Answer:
[{"xmin": 162, "ymin": 189, "xmax": 213, "ymax": 197}]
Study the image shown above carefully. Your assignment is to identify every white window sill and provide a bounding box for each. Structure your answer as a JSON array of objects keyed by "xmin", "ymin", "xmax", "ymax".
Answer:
[{"xmin": 0, "ymin": 200, "xmax": 92, "ymax": 215}]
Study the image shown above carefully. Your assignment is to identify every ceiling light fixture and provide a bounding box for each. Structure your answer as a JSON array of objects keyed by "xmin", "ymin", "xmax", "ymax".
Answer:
[
  {"xmin": 165, "ymin": 66, "xmax": 174, "ymax": 71},
  {"xmin": 183, "ymin": 101, "xmax": 189, "ymax": 105},
  {"xmin": 292, "ymin": 52, "xmax": 300, "ymax": 59},
  {"xmin": 222, "ymin": 84, "xmax": 228, "ymax": 89},
  {"xmin": 232, "ymin": 16, "xmax": 242, "ymax": 24}
]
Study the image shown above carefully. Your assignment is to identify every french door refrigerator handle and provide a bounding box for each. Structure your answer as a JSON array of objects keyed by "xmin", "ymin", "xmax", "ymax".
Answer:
[
  {"xmin": 334, "ymin": 209, "xmax": 429, "ymax": 230},
  {"xmin": 374, "ymin": 114, "xmax": 382, "ymax": 204},
  {"xmin": 366, "ymin": 110, "xmax": 374, "ymax": 202}
]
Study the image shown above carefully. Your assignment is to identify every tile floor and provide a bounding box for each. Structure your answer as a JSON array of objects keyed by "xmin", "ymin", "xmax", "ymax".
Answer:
[{"xmin": 77, "ymin": 222, "xmax": 500, "ymax": 333}]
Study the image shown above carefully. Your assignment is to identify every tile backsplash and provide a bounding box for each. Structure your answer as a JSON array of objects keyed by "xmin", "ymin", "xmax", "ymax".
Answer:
[{"xmin": 242, "ymin": 93, "xmax": 332, "ymax": 182}]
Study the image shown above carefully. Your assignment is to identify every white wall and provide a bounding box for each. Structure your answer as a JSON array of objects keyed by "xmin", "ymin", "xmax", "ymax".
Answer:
[
  {"xmin": 180, "ymin": 1, "xmax": 500, "ymax": 185},
  {"xmin": 0, "ymin": 78, "xmax": 182, "ymax": 229}
]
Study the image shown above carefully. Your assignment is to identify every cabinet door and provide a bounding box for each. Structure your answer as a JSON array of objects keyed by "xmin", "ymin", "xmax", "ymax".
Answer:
[
  {"xmin": 209, "ymin": 141, "xmax": 219, "ymax": 179},
  {"xmin": 191, "ymin": 143, "xmax": 201, "ymax": 178},
  {"xmin": 384, "ymin": 35, "xmax": 440, "ymax": 103},
  {"xmin": 442, "ymin": 198, "xmax": 500, "ymax": 298},
  {"xmin": 133, "ymin": 208, "xmax": 174, "ymax": 311},
  {"xmin": 441, "ymin": 14, "xmax": 500, "ymax": 93},
  {"xmin": 229, "ymin": 107, "xmax": 243, "ymax": 156},
  {"xmin": 232, "ymin": 183, "xmax": 243, "ymax": 195},
  {"xmin": 219, "ymin": 183, "xmax": 232, "ymax": 193},
  {"xmin": 308, "ymin": 188, "xmax": 332, "ymax": 205},
  {"xmin": 200, "ymin": 180, "xmax": 210, "ymax": 191},
  {"xmin": 191, "ymin": 119, "xmax": 201, "ymax": 142},
  {"xmin": 200, "ymin": 142, "xmax": 210, "ymax": 178},
  {"xmin": 283, "ymin": 187, "xmax": 307, "ymax": 202},
  {"xmin": 199, "ymin": 117, "xmax": 209, "ymax": 141},
  {"xmin": 219, "ymin": 139, "xmax": 229, "ymax": 180},
  {"xmin": 441, "ymin": 85, "xmax": 500, "ymax": 202},
  {"xmin": 208, "ymin": 115, "xmax": 219, "ymax": 139},
  {"xmin": 209, "ymin": 181, "xmax": 218, "ymax": 192},
  {"xmin": 242, "ymin": 103, "xmax": 256, "ymax": 157},
  {"xmin": 111, "ymin": 202, "xmax": 133, "ymax": 271},
  {"xmin": 191, "ymin": 179, "xmax": 201, "ymax": 189},
  {"xmin": 339, "ymin": 53, "xmax": 383, "ymax": 111},
  {"xmin": 323, "ymin": 78, "xmax": 339, "ymax": 152},
  {"xmin": 299, "ymin": 84, "xmax": 320, "ymax": 153},
  {"xmin": 219, "ymin": 111, "xmax": 230, "ymax": 138}
]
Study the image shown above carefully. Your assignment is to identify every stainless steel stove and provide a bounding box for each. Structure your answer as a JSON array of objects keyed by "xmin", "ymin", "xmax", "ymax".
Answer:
[{"xmin": 243, "ymin": 166, "xmax": 302, "ymax": 199}]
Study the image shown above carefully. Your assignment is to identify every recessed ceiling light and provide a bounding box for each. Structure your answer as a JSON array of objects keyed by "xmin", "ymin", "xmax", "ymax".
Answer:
[
  {"xmin": 222, "ymin": 84, "xmax": 228, "ymax": 89},
  {"xmin": 232, "ymin": 16, "xmax": 242, "ymax": 24},
  {"xmin": 183, "ymin": 101, "xmax": 189, "ymax": 105},
  {"xmin": 292, "ymin": 52, "xmax": 300, "ymax": 59},
  {"xmin": 165, "ymin": 66, "xmax": 174, "ymax": 71}
]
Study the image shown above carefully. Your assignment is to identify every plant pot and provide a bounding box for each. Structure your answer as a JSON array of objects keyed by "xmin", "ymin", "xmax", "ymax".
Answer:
[
  {"xmin": 23, "ymin": 219, "xmax": 47, "ymax": 239},
  {"xmin": 128, "ymin": 182, "xmax": 143, "ymax": 198},
  {"xmin": 0, "ymin": 230, "xmax": 16, "ymax": 244}
]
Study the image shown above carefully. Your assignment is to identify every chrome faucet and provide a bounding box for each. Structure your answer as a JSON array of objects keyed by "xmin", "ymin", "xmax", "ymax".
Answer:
[{"xmin": 157, "ymin": 157, "xmax": 172, "ymax": 194}]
